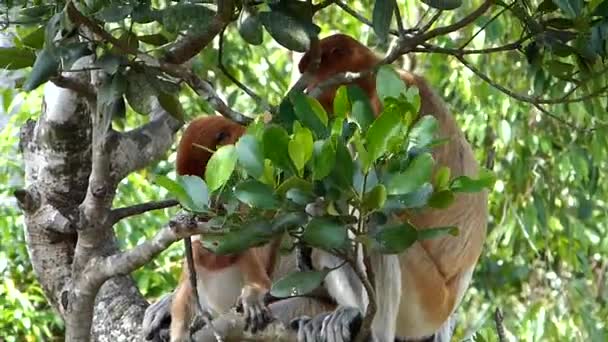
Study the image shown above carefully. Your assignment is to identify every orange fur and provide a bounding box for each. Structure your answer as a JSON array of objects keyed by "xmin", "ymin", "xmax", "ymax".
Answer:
[
  {"xmin": 299, "ymin": 34, "xmax": 488, "ymax": 339},
  {"xmin": 170, "ymin": 115, "xmax": 282, "ymax": 342}
]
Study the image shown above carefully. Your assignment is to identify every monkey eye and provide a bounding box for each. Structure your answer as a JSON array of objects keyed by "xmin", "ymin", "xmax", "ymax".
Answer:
[{"xmin": 215, "ymin": 131, "xmax": 229, "ymax": 144}]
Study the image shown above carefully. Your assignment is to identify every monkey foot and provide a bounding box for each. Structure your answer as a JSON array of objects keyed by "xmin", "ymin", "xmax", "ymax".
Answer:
[
  {"xmin": 236, "ymin": 296, "xmax": 273, "ymax": 334},
  {"xmin": 290, "ymin": 306, "xmax": 363, "ymax": 342}
]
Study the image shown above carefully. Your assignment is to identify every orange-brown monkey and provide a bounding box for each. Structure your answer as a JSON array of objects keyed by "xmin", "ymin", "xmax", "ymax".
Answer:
[
  {"xmin": 170, "ymin": 115, "xmax": 281, "ymax": 342},
  {"xmin": 292, "ymin": 34, "xmax": 488, "ymax": 342}
]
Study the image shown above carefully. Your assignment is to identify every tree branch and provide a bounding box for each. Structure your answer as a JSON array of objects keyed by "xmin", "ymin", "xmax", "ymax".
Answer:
[
  {"xmin": 96, "ymin": 212, "xmax": 219, "ymax": 280},
  {"xmin": 110, "ymin": 105, "xmax": 182, "ymax": 181},
  {"xmin": 334, "ymin": 1, "xmax": 400, "ymax": 37},
  {"xmin": 162, "ymin": 0, "xmax": 236, "ymax": 64},
  {"xmin": 218, "ymin": 28, "xmax": 270, "ymax": 112},
  {"xmin": 51, "ymin": 75, "xmax": 97, "ymax": 105},
  {"xmin": 451, "ymin": 53, "xmax": 598, "ymax": 131},
  {"xmin": 109, "ymin": 199, "xmax": 179, "ymax": 225}
]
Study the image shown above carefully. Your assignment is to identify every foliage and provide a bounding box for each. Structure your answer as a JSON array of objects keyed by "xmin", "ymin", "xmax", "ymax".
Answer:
[{"xmin": 0, "ymin": 0, "xmax": 607, "ymax": 341}]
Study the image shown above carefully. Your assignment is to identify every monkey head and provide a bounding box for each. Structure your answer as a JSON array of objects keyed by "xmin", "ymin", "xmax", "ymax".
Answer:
[
  {"xmin": 176, "ymin": 115, "xmax": 246, "ymax": 177},
  {"xmin": 298, "ymin": 34, "xmax": 379, "ymax": 113}
]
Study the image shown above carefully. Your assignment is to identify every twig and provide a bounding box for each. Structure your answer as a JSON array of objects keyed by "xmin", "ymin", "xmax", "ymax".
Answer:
[
  {"xmin": 334, "ymin": 1, "xmax": 400, "ymax": 37},
  {"xmin": 418, "ymin": 10, "xmax": 443, "ymax": 33},
  {"xmin": 218, "ymin": 28, "xmax": 270, "ymax": 111},
  {"xmin": 404, "ymin": 0, "xmax": 494, "ymax": 48},
  {"xmin": 109, "ymin": 199, "xmax": 179, "ymax": 224},
  {"xmin": 312, "ymin": 0, "xmax": 336, "ymax": 12},
  {"xmin": 460, "ymin": 1, "xmax": 515, "ymax": 49},
  {"xmin": 494, "ymin": 308, "xmax": 506, "ymax": 342},
  {"xmin": 452, "ymin": 53, "xmax": 597, "ymax": 131},
  {"xmin": 50, "ymin": 75, "xmax": 97, "ymax": 104},
  {"xmin": 412, "ymin": 39, "xmax": 526, "ymax": 55},
  {"xmin": 347, "ymin": 253, "xmax": 376, "ymax": 342},
  {"xmin": 394, "ymin": 1, "xmax": 405, "ymax": 37}
]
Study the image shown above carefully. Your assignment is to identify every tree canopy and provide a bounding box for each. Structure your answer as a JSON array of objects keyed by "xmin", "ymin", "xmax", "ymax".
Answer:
[{"xmin": 0, "ymin": 0, "xmax": 607, "ymax": 341}]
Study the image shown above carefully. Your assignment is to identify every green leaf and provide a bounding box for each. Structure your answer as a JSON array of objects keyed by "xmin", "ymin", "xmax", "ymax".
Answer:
[
  {"xmin": 302, "ymin": 217, "xmax": 348, "ymax": 251},
  {"xmin": 178, "ymin": 175, "xmax": 210, "ymax": 212},
  {"xmin": 154, "ymin": 175, "xmax": 209, "ymax": 212},
  {"xmin": 312, "ymin": 140, "xmax": 336, "ymax": 180},
  {"xmin": 270, "ymin": 269, "xmax": 331, "ymax": 298},
  {"xmin": 330, "ymin": 139, "xmax": 354, "ymax": 190},
  {"xmin": 234, "ymin": 180, "xmax": 279, "ymax": 209},
  {"xmin": 366, "ymin": 109, "xmax": 403, "ymax": 164},
  {"xmin": 236, "ymin": 135, "xmax": 265, "ymax": 178},
  {"xmin": 363, "ymin": 184, "xmax": 387, "ymax": 211},
  {"xmin": 95, "ymin": 4, "xmax": 132, "ymax": 22},
  {"xmin": 238, "ymin": 7, "xmax": 264, "ymax": 45},
  {"xmin": 288, "ymin": 124, "xmax": 314, "ymax": 172},
  {"xmin": 417, "ymin": 226, "xmax": 459, "ymax": 240},
  {"xmin": 427, "ymin": 190, "xmax": 455, "ymax": 209},
  {"xmin": 23, "ymin": 48, "xmax": 58, "ymax": 91},
  {"xmin": 498, "ymin": 119, "xmax": 511, "ymax": 143},
  {"xmin": 376, "ymin": 65, "xmax": 407, "ymax": 103},
  {"xmin": 333, "ymin": 85, "xmax": 350, "ymax": 118},
  {"xmin": 421, "ymin": 0, "xmax": 463, "ymax": 10},
  {"xmin": 200, "ymin": 220, "xmax": 273, "ymax": 254},
  {"xmin": 263, "ymin": 125, "xmax": 294, "ymax": 172},
  {"xmin": 348, "ymin": 85, "xmax": 375, "ymax": 133},
  {"xmin": 259, "ymin": 11, "xmax": 312, "ymax": 52},
  {"xmin": 157, "ymin": 91, "xmax": 184, "ymax": 121},
  {"xmin": 276, "ymin": 176, "xmax": 313, "ymax": 196},
  {"xmin": 290, "ymin": 92, "xmax": 328, "ymax": 138},
  {"xmin": 21, "ymin": 26, "xmax": 45, "ymax": 49},
  {"xmin": 546, "ymin": 60, "xmax": 575, "ymax": 78},
  {"xmin": 161, "ymin": 4, "xmax": 216, "ymax": 34},
  {"xmin": 408, "ymin": 116, "xmax": 438, "ymax": 150},
  {"xmin": 434, "ymin": 166, "xmax": 451, "ymax": 190},
  {"xmin": 450, "ymin": 169, "xmax": 495, "ymax": 193},
  {"xmin": 205, "ymin": 145, "xmax": 238, "ymax": 192},
  {"xmin": 138, "ymin": 34, "xmax": 169, "ymax": 46},
  {"xmin": 387, "ymin": 153, "xmax": 434, "ymax": 195},
  {"xmin": 384, "ymin": 183, "xmax": 433, "ymax": 210},
  {"xmin": 0, "ymin": 47, "xmax": 36, "ymax": 70},
  {"xmin": 125, "ymin": 70, "xmax": 157, "ymax": 115},
  {"xmin": 552, "ymin": 0, "xmax": 582, "ymax": 18},
  {"xmin": 19, "ymin": 5, "xmax": 55, "ymax": 18},
  {"xmin": 372, "ymin": 0, "xmax": 394, "ymax": 41},
  {"xmin": 371, "ymin": 223, "xmax": 418, "ymax": 254},
  {"xmin": 96, "ymin": 53, "xmax": 125, "ymax": 75}
]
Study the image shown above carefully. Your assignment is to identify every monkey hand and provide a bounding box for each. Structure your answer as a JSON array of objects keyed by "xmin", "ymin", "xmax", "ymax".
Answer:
[
  {"xmin": 290, "ymin": 306, "xmax": 363, "ymax": 342},
  {"xmin": 235, "ymin": 285, "xmax": 273, "ymax": 333},
  {"xmin": 142, "ymin": 292, "xmax": 173, "ymax": 341}
]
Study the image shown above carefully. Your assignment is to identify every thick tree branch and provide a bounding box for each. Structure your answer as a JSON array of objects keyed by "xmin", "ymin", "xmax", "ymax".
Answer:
[
  {"xmin": 110, "ymin": 105, "xmax": 183, "ymax": 180},
  {"xmin": 97, "ymin": 212, "xmax": 219, "ymax": 279},
  {"xmin": 162, "ymin": 0, "xmax": 236, "ymax": 64},
  {"xmin": 109, "ymin": 199, "xmax": 179, "ymax": 225},
  {"xmin": 51, "ymin": 75, "xmax": 97, "ymax": 105}
]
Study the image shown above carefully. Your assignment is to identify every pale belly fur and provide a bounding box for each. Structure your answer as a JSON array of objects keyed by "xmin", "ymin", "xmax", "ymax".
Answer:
[{"xmin": 196, "ymin": 265, "xmax": 244, "ymax": 317}]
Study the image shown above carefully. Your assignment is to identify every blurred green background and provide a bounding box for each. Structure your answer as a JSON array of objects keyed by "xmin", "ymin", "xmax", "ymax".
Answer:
[{"xmin": 1, "ymin": 1, "xmax": 607, "ymax": 341}]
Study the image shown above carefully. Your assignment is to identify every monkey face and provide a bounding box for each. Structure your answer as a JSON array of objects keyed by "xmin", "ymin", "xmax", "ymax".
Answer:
[{"xmin": 176, "ymin": 116, "xmax": 246, "ymax": 177}]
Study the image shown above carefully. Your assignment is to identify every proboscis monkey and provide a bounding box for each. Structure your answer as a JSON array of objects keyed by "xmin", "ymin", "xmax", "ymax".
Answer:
[
  {"xmin": 143, "ymin": 35, "xmax": 486, "ymax": 342},
  {"xmin": 290, "ymin": 34, "xmax": 488, "ymax": 342},
  {"xmin": 170, "ymin": 115, "xmax": 282, "ymax": 341}
]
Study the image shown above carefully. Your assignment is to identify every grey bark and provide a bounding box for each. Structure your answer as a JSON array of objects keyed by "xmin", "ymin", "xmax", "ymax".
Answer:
[{"xmin": 16, "ymin": 55, "xmax": 182, "ymax": 341}]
